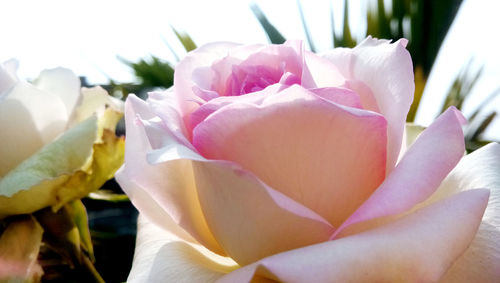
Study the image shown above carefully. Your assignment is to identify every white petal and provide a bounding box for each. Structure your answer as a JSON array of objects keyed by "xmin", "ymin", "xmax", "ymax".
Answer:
[
  {"xmin": 34, "ymin": 67, "xmax": 81, "ymax": 119},
  {"xmin": 0, "ymin": 83, "xmax": 67, "ymax": 176},
  {"xmin": 433, "ymin": 143, "xmax": 500, "ymax": 282},
  {"xmin": 73, "ymin": 86, "xmax": 123, "ymax": 125},
  {"xmin": 127, "ymin": 214, "xmax": 237, "ymax": 283},
  {"xmin": 0, "ymin": 59, "xmax": 19, "ymax": 98}
]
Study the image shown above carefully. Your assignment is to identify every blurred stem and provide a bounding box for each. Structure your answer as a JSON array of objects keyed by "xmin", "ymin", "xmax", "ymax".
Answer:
[{"xmin": 81, "ymin": 254, "xmax": 105, "ymax": 283}]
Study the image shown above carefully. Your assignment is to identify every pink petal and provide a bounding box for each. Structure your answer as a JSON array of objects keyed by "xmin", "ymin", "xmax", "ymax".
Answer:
[
  {"xmin": 173, "ymin": 42, "xmax": 242, "ymax": 127},
  {"xmin": 189, "ymin": 85, "xmax": 362, "ymax": 133},
  {"xmin": 343, "ymin": 79, "xmax": 380, "ymax": 112},
  {"xmin": 222, "ymin": 41, "xmax": 304, "ymax": 96},
  {"xmin": 115, "ymin": 94, "xmax": 224, "ymax": 255},
  {"xmin": 192, "ymin": 160, "xmax": 334, "ymax": 265},
  {"xmin": 238, "ymin": 40, "xmax": 303, "ymax": 81},
  {"xmin": 193, "ymin": 85, "xmax": 387, "ymax": 227},
  {"xmin": 188, "ymin": 84, "xmax": 282, "ymax": 134},
  {"xmin": 333, "ymin": 107, "xmax": 466, "ymax": 239},
  {"xmin": 321, "ymin": 36, "xmax": 415, "ymax": 172},
  {"xmin": 303, "ymin": 51, "xmax": 345, "ymax": 88},
  {"xmin": 219, "ymin": 189, "xmax": 489, "ymax": 283},
  {"xmin": 146, "ymin": 90, "xmax": 195, "ymax": 147},
  {"xmin": 309, "ymin": 87, "xmax": 362, "ymax": 109}
]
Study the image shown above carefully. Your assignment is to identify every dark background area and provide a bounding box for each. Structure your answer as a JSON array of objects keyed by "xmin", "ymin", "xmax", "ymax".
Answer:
[{"xmin": 83, "ymin": 179, "xmax": 138, "ymax": 283}]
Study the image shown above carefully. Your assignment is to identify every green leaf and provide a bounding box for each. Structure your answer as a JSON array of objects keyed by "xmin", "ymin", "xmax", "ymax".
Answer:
[
  {"xmin": 171, "ymin": 27, "xmax": 197, "ymax": 52},
  {"xmin": 250, "ymin": 2, "xmax": 286, "ymax": 44}
]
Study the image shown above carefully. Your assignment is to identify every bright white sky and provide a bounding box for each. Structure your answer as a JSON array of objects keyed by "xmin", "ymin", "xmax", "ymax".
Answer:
[{"xmin": 1, "ymin": 0, "xmax": 499, "ymax": 139}]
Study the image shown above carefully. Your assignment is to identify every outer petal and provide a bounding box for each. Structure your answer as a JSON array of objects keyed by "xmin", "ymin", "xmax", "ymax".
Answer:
[
  {"xmin": 193, "ymin": 85, "xmax": 387, "ymax": 227},
  {"xmin": 428, "ymin": 143, "xmax": 500, "ymax": 282},
  {"xmin": 321, "ymin": 36, "xmax": 415, "ymax": 172},
  {"xmin": 218, "ymin": 189, "xmax": 489, "ymax": 283},
  {"xmin": 0, "ymin": 82, "xmax": 67, "ymax": 176},
  {"xmin": 192, "ymin": 160, "xmax": 334, "ymax": 265},
  {"xmin": 115, "ymin": 94, "xmax": 224, "ymax": 254},
  {"xmin": 333, "ymin": 107, "xmax": 466, "ymax": 238},
  {"xmin": 33, "ymin": 67, "xmax": 81, "ymax": 119},
  {"xmin": 127, "ymin": 214, "xmax": 237, "ymax": 283}
]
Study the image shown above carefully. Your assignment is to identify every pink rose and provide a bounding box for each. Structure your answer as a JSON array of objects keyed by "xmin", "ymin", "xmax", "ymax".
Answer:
[{"xmin": 116, "ymin": 37, "xmax": 500, "ymax": 282}]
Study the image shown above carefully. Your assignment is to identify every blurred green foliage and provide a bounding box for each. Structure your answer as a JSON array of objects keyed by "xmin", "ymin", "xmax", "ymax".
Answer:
[
  {"xmin": 118, "ymin": 56, "xmax": 174, "ymax": 89},
  {"xmin": 250, "ymin": 3, "xmax": 286, "ymax": 44},
  {"xmin": 172, "ymin": 27, "xmax": 198, "ymax": 52}
]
